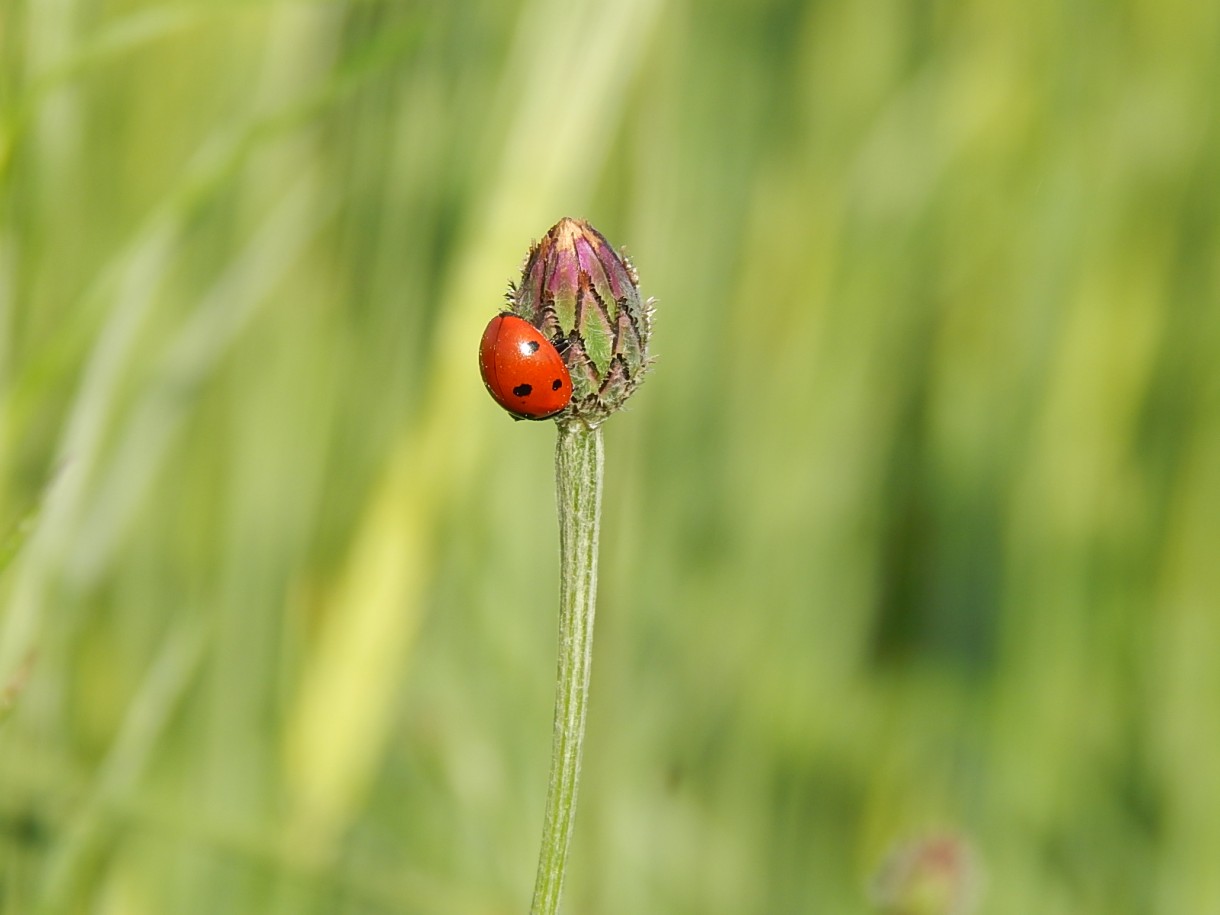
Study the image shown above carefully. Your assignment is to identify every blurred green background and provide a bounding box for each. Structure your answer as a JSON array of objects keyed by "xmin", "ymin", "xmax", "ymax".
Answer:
[{"xmin": 2, "ymin": 0, "xmax": 1218, "ymax": 912}]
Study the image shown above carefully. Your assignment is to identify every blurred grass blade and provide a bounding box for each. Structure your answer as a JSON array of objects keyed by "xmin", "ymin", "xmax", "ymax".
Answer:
[{"xmin": 36, "ymin": 619, "xmax": 207, "ymax": 913}]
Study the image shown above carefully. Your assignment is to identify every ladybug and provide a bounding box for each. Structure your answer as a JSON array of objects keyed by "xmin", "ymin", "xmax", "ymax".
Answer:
[{"xmin": 479, "ymin": 313, "xmax": 573, "ymax": 420}]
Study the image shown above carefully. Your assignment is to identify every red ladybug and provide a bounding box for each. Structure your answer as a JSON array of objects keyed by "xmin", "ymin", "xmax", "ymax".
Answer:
[{"xmin": 479, "ymin": 314, "xmax": 573, "ymax": 420}]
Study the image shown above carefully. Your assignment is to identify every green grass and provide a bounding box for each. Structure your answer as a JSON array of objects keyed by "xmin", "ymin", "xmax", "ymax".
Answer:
[{"xmin": 2, "ymin": 0, "xmax": 1218, "ymax": 912}]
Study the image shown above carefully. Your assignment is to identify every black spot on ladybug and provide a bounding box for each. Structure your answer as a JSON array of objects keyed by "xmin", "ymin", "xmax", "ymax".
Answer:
[
  {"xmin": 524, "ymin": 340, "xmax": 540, "ymax": 354},
  {"xmin": 513, "ymin": 383, "xmax": 533, "ymax": 397},
  {"xmin": 552, "ymin": 378, "xmax": 563, "ymax": 390}
]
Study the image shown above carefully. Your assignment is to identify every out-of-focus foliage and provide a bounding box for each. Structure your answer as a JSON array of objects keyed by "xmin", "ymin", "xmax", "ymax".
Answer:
[{"xmin": 1, "ymin": 0, "xmax": 1217, "ymax": 912}]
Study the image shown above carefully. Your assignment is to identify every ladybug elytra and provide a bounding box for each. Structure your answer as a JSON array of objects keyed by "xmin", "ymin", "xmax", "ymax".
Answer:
[{"xmin": 478, "ymin": 314, "xmax": 573, "ymax": 420}]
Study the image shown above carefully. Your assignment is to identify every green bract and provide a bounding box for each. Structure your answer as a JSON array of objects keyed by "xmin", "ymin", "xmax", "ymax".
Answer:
[{"xmin": 510, "ymin": 218, "xmax": 653, "ymax": 425}]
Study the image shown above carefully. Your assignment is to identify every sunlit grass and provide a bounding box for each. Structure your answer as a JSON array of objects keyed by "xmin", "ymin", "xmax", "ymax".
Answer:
[{"xmin": 2, "ymin": 0, "xmax": 1218, "ymax": 912}]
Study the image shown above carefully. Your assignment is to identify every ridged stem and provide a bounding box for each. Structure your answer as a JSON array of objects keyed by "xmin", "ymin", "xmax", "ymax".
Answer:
[{"xmin": 529, "ymin": 421, "xmax": 604, "ymax": 915}]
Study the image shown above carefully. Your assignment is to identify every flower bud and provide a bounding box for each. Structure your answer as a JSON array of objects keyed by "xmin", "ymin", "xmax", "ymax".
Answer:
[
  {"xmin": 509, "ymin": 218, "xmax": 653, "ymax": 425},
  {"xmin": 869, "ymin": 834, "xmax": 983, "ymax": 915}
]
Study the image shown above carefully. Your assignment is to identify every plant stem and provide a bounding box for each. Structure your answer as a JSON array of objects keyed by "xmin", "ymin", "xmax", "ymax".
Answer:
[{"xmin": 530, "ymin": 420, "xmax": 604, "ymax": 915}]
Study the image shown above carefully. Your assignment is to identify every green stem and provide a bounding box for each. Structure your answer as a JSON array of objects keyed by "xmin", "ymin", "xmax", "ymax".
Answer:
[{"xmin": 530, "ymin": 420, "xmax": 604, "ymax": 915}]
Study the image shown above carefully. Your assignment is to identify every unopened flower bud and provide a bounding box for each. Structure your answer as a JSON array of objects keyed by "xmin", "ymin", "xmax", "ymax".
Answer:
[
  {"xmin": 509, "ymin": 218, "xmax": 653, "ymax": 425},
  {"xmin": 870, "ymin": 833, "xmax": 983, "ymax": 915}
]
